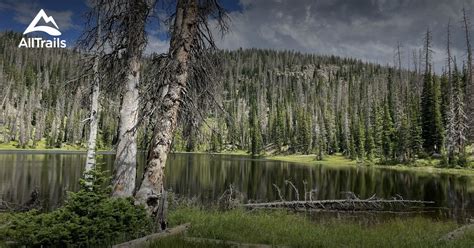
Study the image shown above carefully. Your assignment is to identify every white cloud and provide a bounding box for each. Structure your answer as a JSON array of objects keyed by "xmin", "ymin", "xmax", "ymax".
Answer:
[
  {"xmin": 2, "ymin": 2, "xmax": 76, "ymax": 31},
  {"xmin": 145, "ymin": 35, "xmax": 169, "ymax": 54},
  {"xmin": 212, "ymin": 0, "xmax": 474, "ymax": 73}
]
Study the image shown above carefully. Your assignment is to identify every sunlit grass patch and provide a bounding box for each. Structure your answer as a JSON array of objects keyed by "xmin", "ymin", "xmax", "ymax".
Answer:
[{"xmin": 159, "ymin": 207, "xmax": 474, "ymax": 248}]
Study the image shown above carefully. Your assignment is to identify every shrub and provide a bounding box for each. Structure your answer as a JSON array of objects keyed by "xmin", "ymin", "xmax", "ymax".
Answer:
[{"xmin": 0, "ymin": 170, "xmax": 153, "ymax": 247}]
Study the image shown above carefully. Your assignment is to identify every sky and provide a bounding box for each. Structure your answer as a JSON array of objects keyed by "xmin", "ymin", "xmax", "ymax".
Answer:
[{"xmin": 1, "ymin": 0, "xmax": 474, "ymax": 72}]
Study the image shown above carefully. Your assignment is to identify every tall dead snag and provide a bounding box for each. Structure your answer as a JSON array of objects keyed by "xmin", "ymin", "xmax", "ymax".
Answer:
[
  {"xmin": 78, "ymin": 0, "xmax": 156, "ymax": 195},
  {"xmin": 112, "ymin": 0, "xmax": 154, "ymax": 198},
  {"xmin": 134, "ymin": 0, "xmax": 228, "ymax": 226},
  {"xmin": 85, "ymin": 10, "xmax": 101, "ymax": 173},
  {"xmin": 135, "ymin": 0, "xmax": 199, "ymax": 221}
]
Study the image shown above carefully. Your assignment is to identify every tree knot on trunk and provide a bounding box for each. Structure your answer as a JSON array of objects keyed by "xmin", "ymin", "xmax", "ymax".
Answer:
[{"xmin": 146, "ymin": 193, "xmax": 160, "ymax": 209}]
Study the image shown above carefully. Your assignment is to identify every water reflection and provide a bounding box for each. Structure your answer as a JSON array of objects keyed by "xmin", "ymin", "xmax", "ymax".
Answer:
[{"xmin": 0, "ymin": 152, "xmax": 473, "ymax": 220}]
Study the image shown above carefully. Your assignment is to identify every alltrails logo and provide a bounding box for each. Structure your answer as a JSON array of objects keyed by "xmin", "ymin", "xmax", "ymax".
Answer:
[{"xmin": 18, "ymin": 9, "xmax": 67, "ymax": 48}]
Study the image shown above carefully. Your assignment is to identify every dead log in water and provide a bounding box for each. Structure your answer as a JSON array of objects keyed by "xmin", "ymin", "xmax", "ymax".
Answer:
[{"xmin": 242, "ymin": 195, "xmax": 435, "ymax": 212}]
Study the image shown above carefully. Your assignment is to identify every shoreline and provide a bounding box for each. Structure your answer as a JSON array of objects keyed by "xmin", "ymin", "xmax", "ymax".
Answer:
[{"xmin": 0, "ymin": 147, "xmax": 473, "ymax": 176}]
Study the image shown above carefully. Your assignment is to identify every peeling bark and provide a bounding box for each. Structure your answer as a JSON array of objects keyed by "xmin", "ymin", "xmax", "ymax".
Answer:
[
  {"xmin": 85, "ymin": 19, "xmax": 101, "ymax": 173},
  {"xmin": 112, "ymin": 0, "xmax": 151, "ymax": 197},
  {"xmin": 134, "ymin": 0, "xmax": 198, "ymax": 222},
  {"xmin": 112, "ymin": 58, "xmax": 140, "ymax": 197},
  {"xmin": 85, "ymin": 73, "xmax": 100, "ymax": 173}
]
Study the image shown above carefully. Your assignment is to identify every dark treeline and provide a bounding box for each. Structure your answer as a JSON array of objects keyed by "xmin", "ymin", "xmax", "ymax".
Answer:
[{"xmin": 0, "ymin": 28, "xmax": 472, "ymax": 167}]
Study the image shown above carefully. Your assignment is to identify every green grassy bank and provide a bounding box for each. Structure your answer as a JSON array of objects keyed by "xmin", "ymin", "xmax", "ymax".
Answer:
[
  {"xmin": 1, "ymin": 142, "xmax": 473, "ymax": 175},
  {"xmin": 150, "ymin": 207, "xmax": 474, "ymax": 248},
  {"xmin": 2, "ymin": 204, "xmax": 473, "ymax": 247},
  {"xmin": 264, "ymin": 153, "xmax": 474, "ymax": 176}
]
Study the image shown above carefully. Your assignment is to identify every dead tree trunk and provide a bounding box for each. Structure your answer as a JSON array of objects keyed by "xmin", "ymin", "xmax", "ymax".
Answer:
[
  {"xmin": 85, "ymin": 68, "xmax": 100, "ymax": 172},
  {"xmin": 112, "ymin": 0, "xmax": 152, "ymax": 198},
  {"xmin": 17, "ymin": 88, "xmax": 27, "ymax": 148},
  {"xmin": 112, "ymin": 57, "xmax": 140, "ymax": 197},
  {"xmin": 85, "ymin": 16, "xmax": 101, "ymax": 173},
  {"xmin": 134, "ymin": 0, "xmax": 198, "ymax": 221}
]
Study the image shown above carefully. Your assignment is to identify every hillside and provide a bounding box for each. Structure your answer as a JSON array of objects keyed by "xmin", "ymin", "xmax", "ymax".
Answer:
[{"xmin": 0, "ymin": 31, "xmax": 470, "ymax": 166}]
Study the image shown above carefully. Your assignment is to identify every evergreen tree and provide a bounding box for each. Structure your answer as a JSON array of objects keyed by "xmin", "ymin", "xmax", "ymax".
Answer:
[
  {"xmin": 249, "ymin": 94, "xmax": 263, "ymax": 155},
  {"xmin": 365, "ymin": 119, "xmax": 375, "ymax": 161},
  {"xmin": 382, "ymin": 100, "xmax": 394, "ymax": 161},
  {"xmin": 421, "ymin": 69, "xmax": 444, "ymax": 154},
  {"xmin": 356, "ymin": 117, "xmax": 366, "ymax": 160},
  {"xmin": 409, "ymin": 98, "xmax": 423, "ymax": 158}
]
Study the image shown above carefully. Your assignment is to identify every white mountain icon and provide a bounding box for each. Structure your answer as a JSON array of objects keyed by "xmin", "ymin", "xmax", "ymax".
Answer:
[{"xmin": 23, "ymin": 9, "xmax": 61, "ymax": 36}]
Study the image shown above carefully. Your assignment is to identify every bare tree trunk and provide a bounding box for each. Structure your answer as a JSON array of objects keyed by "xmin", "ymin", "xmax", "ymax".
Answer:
[
  {"xmin": 18, "ymin": 88, "xmax": 27, "ymax": 148},
  {"xmin": 85, "ymin": 73, "xmax": 100, "ymax": 172},
  {"xmin": 66, "ymin": 85, "xmax": 82, "ymax": 145},
  {"xmin": 112, "ymin": 0, "xmax": 153, "ymax": 197},
  {"xmin": 112, "ymin": 58, "xmax": 140, "ymax": 197},
  {"xmin": 134, "ymin": 0, "xmax": 198, "ymax": 222},
  {"xmin": 85, "ymin": 9, "xmax": 102, "ymax": 173}
]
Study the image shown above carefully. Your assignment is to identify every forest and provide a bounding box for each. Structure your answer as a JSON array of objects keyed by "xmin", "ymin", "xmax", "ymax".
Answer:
[
  {"xmin": 0, "ymin": 0, "xmax": 474, "ymax": 247},
  {"xmin": 1, "ymin": 28, "xmax": 473, "ymax": 167}
]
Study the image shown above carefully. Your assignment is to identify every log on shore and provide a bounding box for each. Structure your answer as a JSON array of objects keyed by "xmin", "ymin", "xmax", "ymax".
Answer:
[{"xmin": 112, "ymin": 223, "xmax": 190, "ymax": 248}]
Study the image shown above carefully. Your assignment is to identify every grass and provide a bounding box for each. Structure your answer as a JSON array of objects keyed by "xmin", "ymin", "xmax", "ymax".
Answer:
[
  {"xmin": 2, "ymin": 204, "xmax": 473, "ymax": 247},
  {"xmin": 0, "ymin": 139, "xmax": 111, "ymax": 152},
  {"xmin": 177, "ymin": 150, "xmax": 249, "ymax": 156},
  {"xmin": 208, "ymin": 150, "xmax": 474, "ymax": 176},
  {"xmin": 149, "ymin": 207, "xmax": 474, "ymax": 248},
  {"xmin": 267, "ymin": 153, "xmax": 358, "ymax": 167},
  {"xmin": 265, "ymin": 153, "xmax": 474, "ymax": 176},
  {"xmin": 1, "ymin": 141, "xmax": 472, "ymax": 176}
]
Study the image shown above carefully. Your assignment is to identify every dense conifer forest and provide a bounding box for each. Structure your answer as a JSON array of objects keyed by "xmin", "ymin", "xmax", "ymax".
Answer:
[
  {"xmin": 0, "ymin": 30, "xmax": 472, "ymax": 167},
  {"xmin": 1, "ymin": 1, "xmax": 474, "ymax": 246}
]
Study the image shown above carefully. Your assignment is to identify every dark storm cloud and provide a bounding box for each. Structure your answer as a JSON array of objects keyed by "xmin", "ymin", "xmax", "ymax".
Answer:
[{"xmin": 213, "ymin": 0, "xmax": 474, "ymax": 72}]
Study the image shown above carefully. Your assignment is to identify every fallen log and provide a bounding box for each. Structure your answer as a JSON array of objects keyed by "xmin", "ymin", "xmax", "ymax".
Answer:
[
  {"xmin": 242, "ymin": 197, "xmax": 435, "ymax": 212},
  {"xmin": 439, "ymin": 223, "xmax": 474, "ymax": 241},
  {"xmin": 112, "ymin": 223, "xmax": 190, "ymax": 248},
  {"xmin": 184, "ymin": 237, "xmax": 290, "ymax": 248}
]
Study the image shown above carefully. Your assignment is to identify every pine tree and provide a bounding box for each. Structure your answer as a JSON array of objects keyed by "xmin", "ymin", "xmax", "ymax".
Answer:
[
  {"xmin": 249, "ymin": 96, "xmax": 263, "ymax": 155},
  {"xmin": 372, "ymin": 103, "xmax": 384, "ymax": 157},
  {"xmin": 365, "ymin": 119, "xmax": 375, "ymax": 161},
  {"xmin": 382, "ymin": 100, "xmax": 394, "ymax": 161},
  {"xmin": 432, "ymin": 76, "xmax": 445, "ymax": 153},
  {"xmin": 395, "ymin": 114, "xmax": 410, "ymax": 162},
  {"xmin": 409, "ymin": 98, "xmax": 423, "ymax": 158},
  {"xmin": 273, "ymin": 103, "xmax": 285, "ymax": 149},
  {"xmin": 296, "ymin": 109, "xmax": 312, "ymax": 154},
  {"xmin": 356, "ymin": 117, "xmax": 366, "ymax": 161},
  {"xmin": 421, "ymin": 69, "xmax": 445, "ymax": 154}
]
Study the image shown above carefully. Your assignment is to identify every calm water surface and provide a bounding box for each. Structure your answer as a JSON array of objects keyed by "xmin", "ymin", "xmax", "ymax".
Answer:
[{"xmin": 0, "ymin": 151, "xmax": 473, "ymax": 221}]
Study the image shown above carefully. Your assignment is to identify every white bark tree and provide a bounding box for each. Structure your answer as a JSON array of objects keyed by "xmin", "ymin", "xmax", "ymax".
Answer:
[
  {"xmin": 134, "ymin": 0, "xmax": 227, "ymax": 228},
  {"xmin": 85, "ymin": 50, "xmax": 100, "ymax": 172},
  {"xmin": 112, "ymin": 0, "xmax": 154, "ymax": 198},
  {"xmin": 85, "ymin": 11, "xmax": 101, "ymax": 173}
]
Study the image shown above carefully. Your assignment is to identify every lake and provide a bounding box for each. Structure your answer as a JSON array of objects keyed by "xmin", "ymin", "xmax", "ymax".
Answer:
[{"xmin": 0, "ymin": 151, "xmax": 473, "ymax": 221}]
